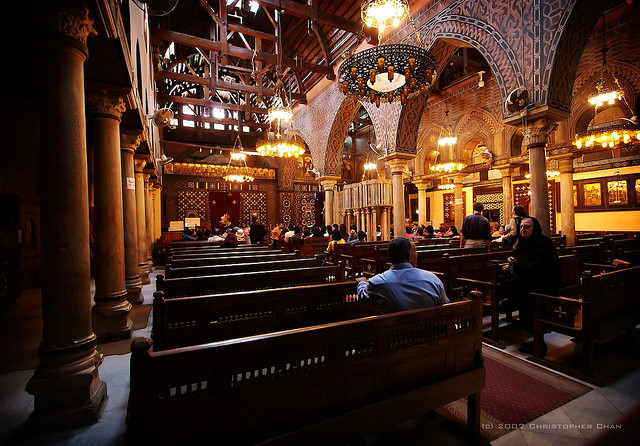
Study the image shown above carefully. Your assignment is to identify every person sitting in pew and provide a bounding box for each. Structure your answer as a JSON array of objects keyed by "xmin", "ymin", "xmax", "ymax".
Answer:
[
  {"xmin": 502, "ymin": 216, "xmax": 560, "ymax": 355},
  {"xmin": 356, "ymin": 237, "xmax": 449, "ymax": 313},
  {"xmin": 327, "ymin": 229, "xmax": 346, "ymax": 253},
  {"xmin": 221, "ymin": 231, "xmax": 239, "ymax": 248}
]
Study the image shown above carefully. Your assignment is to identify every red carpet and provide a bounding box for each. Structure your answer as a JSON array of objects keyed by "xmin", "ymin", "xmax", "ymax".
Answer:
[{"xmin": 443, "ymin": 345, "xmax": 592, "ymax": 440}]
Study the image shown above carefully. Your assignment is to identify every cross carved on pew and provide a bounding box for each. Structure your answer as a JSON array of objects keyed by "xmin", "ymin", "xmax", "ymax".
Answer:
[{"xmin": 554, "ymin": 306, "xmax": 567, "ymax": 318}]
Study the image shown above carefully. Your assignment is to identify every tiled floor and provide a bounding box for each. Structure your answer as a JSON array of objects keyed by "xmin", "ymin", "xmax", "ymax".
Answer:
[{"xmin": 0, "ymin": 268, "xmax": 638, "ymax": 445}]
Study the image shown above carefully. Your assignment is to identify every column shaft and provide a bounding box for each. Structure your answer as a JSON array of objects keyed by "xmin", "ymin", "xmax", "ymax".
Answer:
[
  {"xmin": 89, "ymin": 95, "xmax": 132, "ymax": 340},
  {"xmin": 501, "ymin": 171, "xmax": 514, "ymax": 225},
  {"xmin": 26, "ymin": 7, "xmax": 106, "ymax": 430},
  {"xmin": 134, "ymin": 159, "xmax": 150, "ymax": 284},
  {"xmin": 454, "ymin": 177, "xmax": 464, "ymax": 230},
  {"xmin": 120, "ymin": 137, "xmax": 142, "ymax": 304},
  {"xmin": 144, "ymin": 174, "xmax": 154, "ymax": 271},
  {"xmin": 417, "ymin": 188, "xmax": 427, "ymax": 226},
  {"xmin": 559, "ymin": 158, "xmax": 576, "ymax": 246}
]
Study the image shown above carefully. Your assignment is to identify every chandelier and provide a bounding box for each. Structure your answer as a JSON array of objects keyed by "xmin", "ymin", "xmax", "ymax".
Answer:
[
  {"xmin": 256, "ymin": 129, "xmax": 306, "ymax": 158},
  {"xmin": 431, "ymin": 103, "xmax": 465, "ymax": 173},
  {"xmin": 224, "ymin": 134, "xmax": 254, "ymax": 183},
  {"xmin": 268, "ymin": 78, "xmax": 293, "ymax": 123},
  {"xmin": 525, "ymin": 170, "xmax": 560, "ymax": 179},
  {"xmin": 574, "ymin": 127, "xmax": 640, "ymax": 149},
  {"xmin": 361, "ymin": 0, "xmax": 410, "ymax": 38},
  {"xmin": 587, "ymin": 13, "xmax": 624, "ymax": 109}
]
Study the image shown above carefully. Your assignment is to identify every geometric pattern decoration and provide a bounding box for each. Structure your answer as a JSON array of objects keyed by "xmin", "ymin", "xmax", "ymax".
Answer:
[
  {"xmin": 513, "ymin": 181, "xmax": 557, "ymax": 233},
  {"xmin": 280, "ymin": 192, "xmax": 293, "ymax": 226},
  {"xmin": 178, "ymin": 190, "xmax": 209, "ymax": 221},
  {"xmin": 294, "ymin": 192, "xmax": 316, "ymax": 228},
  {"xmin": 475, "ymin": 192, "xmax": 504, "ymax": 223},
  {"xmin": 240, "ymin": 192, "xmax": 267, "ymax": 225}
]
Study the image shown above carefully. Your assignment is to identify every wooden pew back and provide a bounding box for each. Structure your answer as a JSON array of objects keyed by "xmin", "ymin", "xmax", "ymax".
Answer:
[
  {"xmin": 127, "ymin": 293, "xmax": 484, "ymax": 445},
  {"xmin": 164, "ymin": 257, "xmax": 321, "ymax": 279},
  {"xmin": 156, "ymin": 265, "xmax": 346, "ymax": 298},
  {"xmin": 168, "ymin": 252, "xmax": 298, "ymax": 269},
  {"xmin": 152, "ymin": 281, "xmax": 377, "ymax": 350}
]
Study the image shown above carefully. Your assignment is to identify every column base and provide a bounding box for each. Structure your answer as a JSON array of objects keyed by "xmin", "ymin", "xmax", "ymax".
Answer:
[
  {"xmin": 91, "ymin": 292, "xmax": 133, "ymax": 342},
  {"xmin": 25, "ymin": 346, "xmax": 106, "ymax": 434},
  {"xmin": 125, "ymin": 276, "xmax": 143, "ymax": 305},
  {"xmin": 138, "ymin": 263, "xmax": 150, "ymax": 285},
  {"xmin": 147, "ymin": 258, "xmax": 154, "ymax": 273}
]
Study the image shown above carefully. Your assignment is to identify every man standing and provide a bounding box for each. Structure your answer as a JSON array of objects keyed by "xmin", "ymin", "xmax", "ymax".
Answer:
[
  {"xmin": 249, "ymin": 214, "xmax": 266, "ymax": 245},
  {"xmin": 357, "ymin": 237, "xmax": 449, "ymax": 313},
  {"xmin": 460, "ymin": 203, "xmax": 491, "ymax": 248}
]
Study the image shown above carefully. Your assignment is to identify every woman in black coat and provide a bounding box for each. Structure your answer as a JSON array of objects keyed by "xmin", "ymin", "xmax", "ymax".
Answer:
[{"xmin": 505, "ymin": 216, "xmax": 560, "ymax": 354}]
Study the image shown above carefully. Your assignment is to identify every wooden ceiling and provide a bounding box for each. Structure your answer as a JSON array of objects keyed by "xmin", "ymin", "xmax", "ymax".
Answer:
[{"xmin": 148, "ymin": 0, "xmax": 377, "ymax": 163}]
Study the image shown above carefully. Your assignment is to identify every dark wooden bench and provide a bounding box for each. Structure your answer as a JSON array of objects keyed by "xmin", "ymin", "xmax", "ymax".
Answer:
[
  {"xmin": 558, "ymin": 243, "xmax": 605, "ymax": 267},
  {"xmin": 168, "ymin": 242, "xmax": 271, "ymax": 255},
  {"xmin": 164, "ymin": 257, "xmax": 322, "ymax": 279},
  {"xmin": 530, "ymin": 265, "xmax": 640, "ymax": 386},
  {"xmin": 457, "ymin": 254, "xmax": 579, "ymax": 348},
  {"xmin": 156, "ymin": 264, "xmax": 346, "ymax": 298},
  {"xmin": 301, "ymin": 237, "xmax": 330, "ymax": 258},
  {"xmin": 169, "ymin": 248, "xmax": 281, "ymax": 261},
  {"xmin": 167, "ymin": 251, "xmax": 299, "ymax": 269},
  {"xmin": 127, "ymin": 292, "xmax": 485, "ymax": 445},
  {"xmin": 152, "ymin": 281, "xmax": 378, "ymax": 351}
]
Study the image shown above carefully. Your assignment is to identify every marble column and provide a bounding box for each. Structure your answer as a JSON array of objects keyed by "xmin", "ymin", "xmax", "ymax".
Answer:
[
  {"xmin": 345, "ymin": 210, "xmax": 352, "ymax": 231},
  {"xmin": 371, "ymin": 207, "xmax": 378, "ymax": 240},
  {"xmin": 153, "ymin": 183, "xmax": 162, "ymax": 243},
  {"xmin": 381, "ymin": 206, "xmax": 391, "ymax": 240},
  {"xmin": 364, "ymin": 208, "xmax": 371, "ymax": 239},
  {"xmin": 120, "ymin": 133, "xmax": 143, "ymax": 305},
  {"xmin": 359, "ymin": 208, "xmax": 365, "ymax": 233},
  {"xmin": 558, "ymin": 157, "xmax": 576, "ymax": 246},
  {"xmin": 522, "ymin": 118, "xmax": 555, "ymax": 236},
  {"xmin": 416, "ymin": 183, "xmax": 427, "ymax": 227},
  {"xmin": 319, "ymin": 176, "xmax": 340, "ymax": 227},
  {"xmin": 87, "ymin": 93, "xmax": 132, "ymax": 341},
  {"xmin": 134, "ymin": 158, "xmax": 150, "ymax": 284},
  {"xmin": 453, "ymin": 175, "xmax": 464, "ymax": 231},
  {"xmin": 382, "ymin": 154, "xmax": 414, "ymax": 238},
  {"xmin": 498, "ymin": 166, "xmax": 514, "ymax": 225},
  {"xmin": 143, "ymin": 171, "xmax": 154, "ymax": 272},
  {"xmin": 26, "ymin": 4, "xmax": 106, "ymax": 431}
]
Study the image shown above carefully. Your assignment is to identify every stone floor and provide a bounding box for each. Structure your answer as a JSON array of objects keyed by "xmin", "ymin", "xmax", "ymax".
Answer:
[{"xmin": 0, "ymin": 267, "xmax": 639, "ymax": 445}]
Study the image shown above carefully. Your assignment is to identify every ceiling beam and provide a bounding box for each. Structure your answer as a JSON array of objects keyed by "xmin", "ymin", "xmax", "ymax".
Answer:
[
  {"xmin": 155, "ymin": 69, "xmax": 307, "ymax": 103},
  {"xmin": 157, "ymin": 93, "xmax": 268, "ymax": 115},
  {"xmin": 153, "ymin": 28, "xmax": 334, "ymax": 80},
  {"xmin": 252, "ymin": 0, "xmax": 374, "ymax": 39}
]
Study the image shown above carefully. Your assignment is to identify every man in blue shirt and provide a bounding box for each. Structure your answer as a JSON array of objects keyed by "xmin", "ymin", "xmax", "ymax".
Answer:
[{"xmin": 357, "ymin": 237, "xmax": 449, "ymax": 313}]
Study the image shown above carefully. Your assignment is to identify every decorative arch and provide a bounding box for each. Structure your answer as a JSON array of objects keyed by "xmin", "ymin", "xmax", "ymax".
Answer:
[
  {"xmin": 453, "ymin": 109, "xmax": 500, "ymax": 162},
  {"xmin": 324, "ymin": 97, "xmax": 361, "ymax": 176},
  {"xmin": 415, "ymin": 123, "xmax": 441, "ymax": 175}
]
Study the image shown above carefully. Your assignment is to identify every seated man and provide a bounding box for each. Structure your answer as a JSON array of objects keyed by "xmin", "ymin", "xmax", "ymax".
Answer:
[{"xmin": 357, "ymin": 237, "xmax": 449, "ymax": 313}]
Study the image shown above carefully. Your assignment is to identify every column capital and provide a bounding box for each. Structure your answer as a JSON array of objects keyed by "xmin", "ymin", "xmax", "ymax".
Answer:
[
  {"xmin": 521, "ymin": 117, "xmax": 557, "ymax": 150},
  {"xmin": 133, "ymin": 158, "xmax": 147, "ymax": 173},
  {"xmin": 120, "ymin": 133, "xmax": 142, "ymax": 153},
  {"xmin": 87, "ymin": 93, "xmax": 127, "ymax": 120},
  {"xmin": 558, "ymin": 157, "xmax": 575, "ymax": 174},
  {"xmin": 381, "ymin": 153, "xmax": 415, "ymax": 175},
  {"xmin": 39, "ymin": 3, "xmax": 97, "ymax": 47},
  {"xmin": 318, "ymin": 175, "xmax": 341, "ymax": 190}
]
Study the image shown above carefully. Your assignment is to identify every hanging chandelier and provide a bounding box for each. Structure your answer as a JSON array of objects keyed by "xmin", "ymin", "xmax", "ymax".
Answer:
[
  {"xmin": 361, "ymin": 0, "xmax": 410, "ymax": 38},
  {"xmin": 525, "ymin": 170, "xmax": 560, "ymax": 179},
  {"xmin": 574, "ymin": 127, "xmax": 640, "ymax": 149},
  {"xmin": 587, "ymin": 13, "xmax": 624, "ymax": 109},
  {"xmin": 256, "ymin": 128, "xmax": 306, "ymax": 158},
  {"xmin": 431, "ymin": 103, "xmax": 465, "ymax": 173},
  {"xmin": 224, "ymin": 134, "xmax": 254, "ymax": 183},
  {"xmin": 339, "ymin": 1, "xmax": 435, "ymax": 107}
]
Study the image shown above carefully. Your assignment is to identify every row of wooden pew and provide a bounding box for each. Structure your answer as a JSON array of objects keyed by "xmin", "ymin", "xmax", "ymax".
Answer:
[{"xmin": 126, "ymin": 241, "xmax": 486, "ymax": 444}]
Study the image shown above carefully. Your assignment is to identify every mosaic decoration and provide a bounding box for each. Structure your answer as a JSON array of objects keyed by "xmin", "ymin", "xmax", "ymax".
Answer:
[
  {"xmin": 324, "ymin": 98, "xmax": 360, "ymax": 176},
  {"xmin": 178, "ymin": 190, "xmax": 209, "ymax": 221},
  {"xmin": 281, "ymin": 192, "xmax": 292, "ymax": 226},
  {"xmin": 363, "ymin": 101, "xmax": 403, "ymax": 155}
]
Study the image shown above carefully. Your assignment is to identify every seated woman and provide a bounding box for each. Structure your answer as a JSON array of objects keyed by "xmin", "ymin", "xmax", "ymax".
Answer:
[
  {"xmin": 503, "ymin": 216, "xmax": 560, "ymax": 355},
  {"xmin": 444, "ymin": 225, "xmax": 459, "ymax": 238},
  {"xmin": 327, "ymin": 229, "xmax": 346, "ymax": 252}
]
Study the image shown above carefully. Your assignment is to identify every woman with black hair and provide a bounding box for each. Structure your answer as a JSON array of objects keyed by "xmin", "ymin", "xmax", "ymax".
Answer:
[
  {"xmin": 503, "ymin": 204, "xmax": 527, "ymax": 247},
  {"xmin": 504, "ymin": 216, "xmax": 560, "ymax": 354}
]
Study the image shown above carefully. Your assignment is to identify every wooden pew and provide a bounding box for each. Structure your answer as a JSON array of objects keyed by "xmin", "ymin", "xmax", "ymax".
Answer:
[
  {"xmin": 168, "ymin": 242, "xmax": 270, "ymax": 255},
  {"xmin": 156, "ymin": 264, "xmax": 346, "ymax": 298},
  {"xmin": 167, "ymin": 251, "xmax": 299, "ymax": 269},
  {"xmin": 169, "ymin": 248, "xmax": 280, "ymax": 261},
  {"xmin": 152, "ymin": 281, "xmax": 378, "ymax": 351},
  {"xmin": 440, "ymin": 251, "xmax": 513, "ymax": 300},
  {"xmin": 457, "ymin": 254, "xmax": 579, "ymax": 348},
  {"xmin": 164, "ymin": 257, "xmax": 321, "ymax": 279},
  {"xmin": 301, "ymin": 237, "xmax": 330, "ymax": 258},
  {"xmin": 127, "ymin": 292, "xmax": 485, "ymax": 445},
  {"xmin": 558, "ymin": 243, "xmax": 605, "ymax": 267},
  {"xmin": 530, "ymin": 266, "xmax": 640, "ymax": 386}
]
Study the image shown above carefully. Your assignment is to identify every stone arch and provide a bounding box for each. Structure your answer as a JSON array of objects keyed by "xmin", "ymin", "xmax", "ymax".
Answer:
[
  {"xmin": 418, "ymin": 17, "xmax": 523, "ymax": 108},
  {"xmin": 453, "ymin": 109, "xmax": 500, "ymax": 162},
  {"xmin": 546, "ymin": 0, "xmax": 616, "ymax": 113},
  {"xmin": 415, "ymin": 123, "xmax": 441, "ymax": 175}
]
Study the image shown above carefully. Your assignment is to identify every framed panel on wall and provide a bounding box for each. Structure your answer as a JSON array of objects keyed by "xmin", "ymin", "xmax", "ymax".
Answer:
[{"xmin": 574, "ymin": 172, "xmax": 640, "ymax": 212}]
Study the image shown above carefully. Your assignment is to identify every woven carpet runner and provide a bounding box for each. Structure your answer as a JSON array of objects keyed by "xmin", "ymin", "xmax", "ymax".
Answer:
[{"xmin": 443, "ymin": 345, "xmax": 592, "ymax": 440}]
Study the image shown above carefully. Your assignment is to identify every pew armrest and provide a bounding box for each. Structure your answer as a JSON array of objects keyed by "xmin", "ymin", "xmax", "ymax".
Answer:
[{"xmin": 531, "ymin": 292, "xmax": 584, "ymax": 331}]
